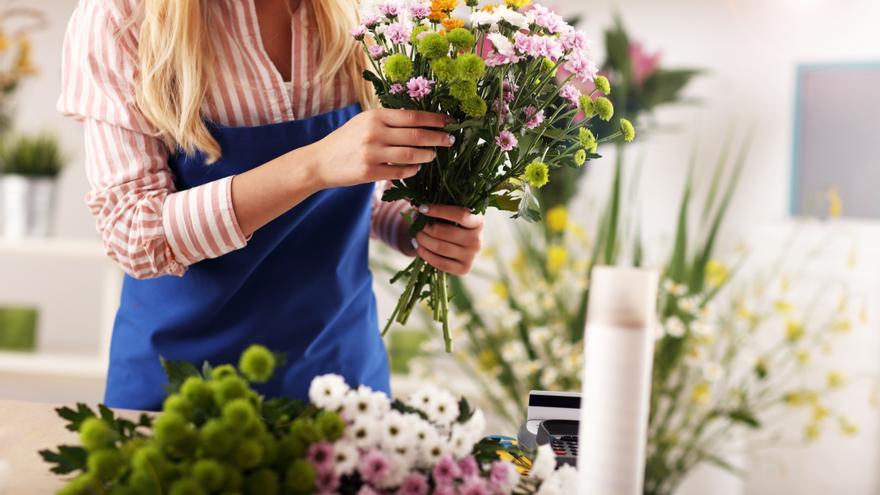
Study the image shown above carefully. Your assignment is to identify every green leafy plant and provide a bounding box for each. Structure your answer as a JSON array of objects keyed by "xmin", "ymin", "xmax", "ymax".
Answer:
[{"xmin": 0, "ymin": 133, "xmax": 65, "ymax": 177}]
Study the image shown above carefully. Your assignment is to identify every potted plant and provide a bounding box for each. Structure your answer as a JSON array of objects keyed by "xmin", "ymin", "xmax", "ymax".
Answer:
[{"xmin": 0, "ymin": 133, "xmax": 65, "ymax": 239}]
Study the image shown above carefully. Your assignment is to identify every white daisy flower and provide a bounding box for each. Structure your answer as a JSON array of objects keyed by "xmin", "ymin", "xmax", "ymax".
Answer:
[
  {"xmin": 380, "ymin": 410, "xmax": 414, "ymax": 449},
  {"xmin": 342, "ymin": 385, "xmax": 379, "ymax": 421},
  {"xmin": 664, "ymin": 317, "xmax": 687, "ymax": 338},
  {"xmin": 407, "ymin": 386, "xmax": 436, "ymax": 413},
  {"xmin": 331, "ymin": 442, "xmax": 359, "ymax": 477},
  {"xmin": 308, "ymin": 374, "xmax": 349, "ymax": 411},
  {"xmin": 419, "ymin": 431, "xmax": 447, "ymax": 466},
  {"xmin": 529, "ymin": 444, "xmax": 557, "ymax": 480},
  {"xmin": 470, "ymin": 10, "xmax": 499, "ymax": 28},
  {"xmin": 345, "ymin": 414, "xmax": 379, "ymax": 449},
  {"xmin": 702, "ymin": 362, "xmax": 722, "ymax": 382},
  {"xmin": 493, "ymin": 5, "xmax": 530, "ymax": 29},
  {"xmin": 427, "ymin": 390, "xmax": 459, "ymax": 426},
  {"xmin": 449, "ymin": 423, "xmax": 476, "ymax": 458}
]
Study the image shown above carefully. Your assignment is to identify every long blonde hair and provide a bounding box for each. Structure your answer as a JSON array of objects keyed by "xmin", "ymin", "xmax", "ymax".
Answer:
[{"xmin": 134, "ymin": 0, "xmax": 375, "ymax": 162}]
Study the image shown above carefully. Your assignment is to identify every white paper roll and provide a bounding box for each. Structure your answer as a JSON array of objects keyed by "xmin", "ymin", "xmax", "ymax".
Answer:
[{"xmin": 578, "ymin": 266, "xmax": 659, "ymax": 495}]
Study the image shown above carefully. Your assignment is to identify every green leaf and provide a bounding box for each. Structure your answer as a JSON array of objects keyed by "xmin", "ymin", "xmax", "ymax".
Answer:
[
  {"xmin": 489, "ymin": 192, "xmax": 520, "ymax": 212},
  {"xmin": 727, "ymin": 408, "xmax": 761, "ymax": 429},
  {"xmin": 160, "ymin": 357, "xmax": 200, "ymax": 395},
  {"xmin": 641, "ymin": 68, "xmax": 702, "ymax": 110},
  {"xmin": 605, "ymin": 17, "xmax": 632, "ymax": 82},
  {"xmin": 39, "ymin": 445, "xmax": 88, "ymax": 475},
  {"xmin": 56, "ymin": 403, "xmax": 97, "ymax": 432},
  {"xmin": 443, "ymin": 119, "xmax": 484, "ymax": 132},
  {"xmin": 666, "ymin": 146, "xmax": 697, "ymax": 283},
  {"xmin": 514, "ymin": 185, "xmax": 541, "ymax": 222},
  {"xmin": 381, "ymin": 186, "xmax": 412, "ymax": 203}
]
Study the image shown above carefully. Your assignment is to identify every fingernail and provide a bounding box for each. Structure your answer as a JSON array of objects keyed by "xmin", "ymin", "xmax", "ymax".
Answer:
[
  {"xmin": 418, "ymin": 205, "xmax": 429, "ymax": 214},
  {"xmin": 448, "ymin": 134, "xmax": 456, "ymax": 145},
  {"xmin": 411, "ymin": 238, "xmax": 419, "ymax": 249}
]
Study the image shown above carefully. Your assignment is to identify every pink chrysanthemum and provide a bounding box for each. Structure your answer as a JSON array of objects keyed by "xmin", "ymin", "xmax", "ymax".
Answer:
[
  {"xmin": 523, "ymin": 106, "xmax": 545, "ymax": 129},
  {"xmin": 407, "ymin": 77, "xmax": 434, "ymax": 99},
  {"xmin": 559, "ymin": 83, "xmax": 581, "ymax": 105},
  {"xmin": 369, "ymin": 45, "xmax": 386, "ymax": 60},
  {"xmin": 513, "ymin": 32, "xmax": 532, "ymax": 55},
  {"xmin": 564, "ymin": 51, "xmax": 598, "ymax": 83},
  {"xmin": 432, "ymin": 455, "xmax": 461, "ymax": 486},
  {"xmin": 502, "ymin": 80, "xmax": 518, "ymax": 102},
  {"xmin": 356, "ymin": 486, "xmax": 380, "ymax": 495},
  {"xmin": 350, "ymin": 25, "xmax": 367, "ymax": 40},
  {"xmin": 561, "ymin": 29, "xmax": 590, "ymax": 52},
  {"xmin": 458, "ymin": 455, "xmax": 479, "ymax": 479},
  {"xmin": 530, "ymin": 4, "xmax": 568, "ymax": 33},
  {"xmin": 385, "ymin": 22, "xmax": 412, "ymax": 44},
  {"xmin": 362, "ymin": 14, "xmax": 382, "ymax": 28},
  {"xmin": 459, "ymin": 477, "xmax": 491, "ymax": 495},
  {"xmin": 358, "ymin": 449, "xmax": 392, "ymax": 485},
  {"xmin": 495, "ymin": 130, "xmax": 518, "ymax": 152},
  {"xmin": 314, "ymin": 468, "xmax": 340, "ymax": 494},
  {"xmin": 389, "ymin": 83, "xmax": 405, "ymax": 94},
  {"xmin": 410, "ymin": 2, "xmax": 432, "ymax": 19},
  {"xmin": 307, "ymin": 442, "xmax": 334, "ymax": 474},
  {"xmin": 398, "ymin": 472, "xmax": 429, "ymax": 495},
  {"xmin": 378, "ymin": 2, "xmax": 402, "ymax": 17}
]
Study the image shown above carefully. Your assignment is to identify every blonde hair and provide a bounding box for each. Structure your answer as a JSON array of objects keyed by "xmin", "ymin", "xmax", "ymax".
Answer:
[{"xmin": 134, "ymin": 0, "xmax": 375, "ymax": 163}]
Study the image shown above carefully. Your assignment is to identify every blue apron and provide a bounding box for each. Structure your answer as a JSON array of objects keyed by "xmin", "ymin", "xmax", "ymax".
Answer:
[{"xmin": 104, "ymin": 104, "xmax": 390, "ymax": 410}]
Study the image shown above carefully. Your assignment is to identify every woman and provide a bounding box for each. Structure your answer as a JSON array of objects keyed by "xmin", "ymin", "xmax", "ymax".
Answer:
[{"xmin": 58, "ymin": 0, "xmax": 483, "ymax": 410}]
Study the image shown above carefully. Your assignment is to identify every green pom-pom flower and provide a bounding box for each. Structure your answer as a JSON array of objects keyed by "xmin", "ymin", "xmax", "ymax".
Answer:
[
  {"xmin": 574, "ymin": 149, "xmax": 587, "ymax": 166},
  {"xmin": 315, "ymin": 412, "xmax": 345, "ymax": 441},
  {"xmin": 449, "ymin": 79, "xmax": 477, "ymax": 101},
  {"xmin": 578, "ymin": 95, "xmax": 594, "ymax": 117},
  {"xmin": 163, "ymin": 394, "xmax": 194, "ymax": 420},
  {"xmin": 246, "ymin": 469, "xmax": 281, "ymax": 495},
  {"xmin": 211, "ymin": 375, "xmax": 249, "ymax": 405},
  {"xmin": 594, "ymin": 75, "xmax": 611, "ymax": 95},
  {"xmin": 417, "ymin": 33, "xmax": 449, "ymax": 60},
  {"xmin": 222, "ymin": 398, "xmax": 257, "ymax": 431},
  {"xmin": 289, "ymin": 418, "xmax": 321, "ymax": 444},
  {"xmin": 57, "ymin": 474, "xmax": 99, "ymax": 495},
  {"xmin": 129, "ymin": 469, "xmax": 162, "ymax": 494},
  {"xmin": 410, "ymin": 25, "xmax": 430, "ymax": 44},
  {"xmin": 154, "ymin": 412, "xmax": 197, "ymax": 457},
  {"xmin": 383, "ymin": 54, "xmax": 413, "ymax": 82},
  {"xmin": 180, "ymin": 376, "xmax": 214, "ymax": 409},
  {"xmin": 239, "ymin": 344, "xmax": 275, "ymax": 383},
  {"xmin": 222, "ymin": 463, "xmax": 244, "ymax": 490},
  {"xmin": 199, "ymin": 419, "xmax": 237, "ymax": 457},
  {"xmin": 542, "ymin": 57, "xmax": 557, "ymax": 77},
  {"xmin": 446, "ymin": 28, "xmax": 475, "ymax": 51},
  {"xmin": 460, "ymin": 94, "xmax": 487, "ymax": 117},
  {"xmin": 455, "ymin": 53, "xmax": 485, "ymax": 81},
  {"xmin": 431, "ymin": 57, "xmax": 457, "ymax": 82},
  {"xmin": 234, "ymin": 438, "xmax": 264, "ymax": 469},
  {"xmin": 578, "ymin": 127, "xmax": 596, "ymax": 150},
  {"xmin": 522, "ymin": 161, "xmax": 550, "ymax": 189},
  {"xmin": 594, "ymin": 96, "xmax": 614, "ymax": 121},
  {"xmin": 285, "ymin": 459, "xmax": 316, "ymax": 494},
  {"xmin": 169, "ymin": 478, "xmax": 206, "ymax": 495},
  {"xmin": 619, "ymin": 118, "xmax": 636, "ymax": 142},
  {"xmin": 87, "ymin": 449, "xmax": 125, "ymax": 481},
  {"xmin": 79, "ymin": 417, "xmax": 118, "ymax": 452},
  {"xmin": 131, "ymin": 443, "xmax": 167, "ymax": 476},
  {"xmin": 193, "ymin": 459, "xmax": 225, "ymax": 492},
  {"xmin": 211, "ymin": 364, "xmax": 238, "ymax": 380}
]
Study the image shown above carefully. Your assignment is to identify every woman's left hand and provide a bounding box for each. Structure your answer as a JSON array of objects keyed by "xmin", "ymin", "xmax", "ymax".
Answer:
[{"xmin": 410, "ymin": 204, "xmax": 484, "ymax": 276}]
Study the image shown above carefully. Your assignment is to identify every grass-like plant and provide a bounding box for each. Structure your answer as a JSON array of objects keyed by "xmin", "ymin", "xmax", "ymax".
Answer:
[{"xmin": 0, "ymin": 133, "xmax": 65, "ymax": 177}]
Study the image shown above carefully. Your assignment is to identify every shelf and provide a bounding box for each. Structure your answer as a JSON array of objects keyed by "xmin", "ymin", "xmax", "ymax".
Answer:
[
  {"xmin": 0, "ymin": 351, "xmax": 106, "ymax": 379},
  {"xmin": 0, "ymin": 238, "xmax": 106, "ymax": 259}
]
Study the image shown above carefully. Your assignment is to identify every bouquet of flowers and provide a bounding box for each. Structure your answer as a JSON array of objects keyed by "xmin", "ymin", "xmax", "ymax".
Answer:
[
  {"xmin": 41, "ymin": 345, "xmax": 576, "ymax": 495},
  {"xmin": 0, "ymin": 7, "xmax": 45, "ymax": 133},
  {"xmin": 353, "ymin": 0, "xmax": 633, "ymax": 351}
]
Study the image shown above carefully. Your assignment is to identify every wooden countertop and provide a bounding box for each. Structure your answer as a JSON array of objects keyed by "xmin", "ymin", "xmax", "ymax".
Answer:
[{"xmin": 0, "ymin": 400, "xmax": 142, "ymax": 495}]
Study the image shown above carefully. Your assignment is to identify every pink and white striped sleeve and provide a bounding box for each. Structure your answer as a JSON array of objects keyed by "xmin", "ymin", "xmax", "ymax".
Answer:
[
  {"xmin": 58, "ymin": 0, "xmax": 247, "ymax": 279},
  {"xmin": 370, "ymin": 182, "xmax": 415, "ymax": 254}
]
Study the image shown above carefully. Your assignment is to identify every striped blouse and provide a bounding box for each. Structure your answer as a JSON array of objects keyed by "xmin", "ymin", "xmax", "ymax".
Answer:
[{"xmin": 57, "ymin": 0, "xmax": 410, "ymax": 279}]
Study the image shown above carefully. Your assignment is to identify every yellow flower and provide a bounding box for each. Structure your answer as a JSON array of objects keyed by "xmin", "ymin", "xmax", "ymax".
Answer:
[
  {"xmin": 512, "ymin": 250, "xmax": 526, "ymax": 275},
  {"xmin": 505, "ymin": 0, "xmax": 532, "ymax": 8},
  {"xmin": 691, "ymin": 382, "xmax": 711, "ymax": 406},
  {"xmin": 15, "ymin": 38, "xmax": 37, "ymax": 75},
  {"xmin": 784, "ymin": 391, "xmax": 805, "ymax": 407},
  {"xmin": 704, "ymin": 260, "xmax": 730, "ymax": 288},
  {"xmin": 0, "ymin": 32, "xmax": 8, "ymax": 52},
  {"xmin": 830, "ymin": 319, "xmax": 852, "ymax": 333},
  {"xmin": 811, "ymin": 404, "xmax": 829, "ymax": 422},
  {"xmin": 481, "ymin": 4, "xmax": 500, "ymax": 11},
  {"xmin": 491, "ymin": 281, "xmax": 509, "ymax": 300},
  {"xmin": 805, "ymin": 422, "xmax": 821, "ymax": 442},
  {"xmin": 431, "ymin": 0, "xmax": 459, "ymax": 12},
  {"xmin": 827, "ymin": 186, "xmax": 842, "ymax": 218},
  {"xmin": 804, "ymin": 390, "xmax": 820, "ymax": 405},
  {"xmin": 478, "ymin": 349, "xmax": 497, "ymax": 370},
  {"xmin": 546, "ymin": 245, "xmax": 567, "ymax": 274},
  {"xmin": 774, "ymin": 300, "xmax": 794, "ymax": 314},
  {"xmin": 827, "ymin": 370, "xmax": 845, "ymax": 389},
  {"xmin": 546, "ymin": 206, "xmax": 568, "ymax": 233},
  {"xmin": 840, "ymin": 417, "xmax": 859, "ymax": 436},
  {"xmin": 441, "ymin": 17, "xmax": 466, "ymax": 30},
  {"xmin": 785, "ymin": 319, "xmax": 805, "ymax": 342},
  {"xmin": 795, "ymin": 349, "xmax": 810, "ymax": 365},
  {"xmin": 429, "ymin": 9, "xmax": 449, "ymax": 21}
]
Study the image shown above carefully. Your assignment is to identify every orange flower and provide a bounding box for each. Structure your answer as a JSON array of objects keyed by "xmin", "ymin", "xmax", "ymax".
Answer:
[
  {"xmin": 428, "ymin": 9, "xmax": 448, "ymax": 21},
  {"xmin": 441, "ymin": 17, "xmax": 465, "ymax": 30},
  {"xmin": 431, "ymin": 0, "xmax": 459, "ymax": 11}
]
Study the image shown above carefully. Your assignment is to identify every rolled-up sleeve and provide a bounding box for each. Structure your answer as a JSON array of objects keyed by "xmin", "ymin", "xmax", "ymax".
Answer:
[
  {"xmin": 370, "ymin": 181, "xmax": 413, "ymax": 254},
  {"xmin": 58, "ymin": 0, "xmax": 247, "ymax": 279}
]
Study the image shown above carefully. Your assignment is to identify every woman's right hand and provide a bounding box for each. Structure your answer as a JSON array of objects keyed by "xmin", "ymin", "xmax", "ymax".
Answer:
[{"xmin": 304, "ymin": 108, "xmax": 455, "ymax": 189}]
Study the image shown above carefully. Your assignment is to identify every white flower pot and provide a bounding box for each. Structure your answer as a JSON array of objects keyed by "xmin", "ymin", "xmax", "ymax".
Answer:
[{"xmin": 1, "ymin": 175, "xmax": 57, "ymax": 239}]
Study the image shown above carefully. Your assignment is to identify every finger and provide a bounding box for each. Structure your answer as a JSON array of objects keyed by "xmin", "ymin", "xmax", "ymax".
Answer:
[
  {"xmin": 414, "ymin": 242, "xmax": 467, "ymax": 276},
  {"xmin": 381, "ymin": 146, "xmax": 437, "ymax": 165},
  {"xmin": 422, "ymin": 222, "xmax": 481, "ymax": 249},
  {"xmin": 375, "ymin": 164, "xmax": 421, "ymax": 181},
  {"xmin": 415, "ymin": 231, "xmax": 471, "ymax": 262},
  {"xmin": 417, "ymin": 204, "xmax": 483, "ymax": 229},
  {"xmin": 379, "ymin": 109, "xmax": 450, "ymax": 129},
  {"xmin": 383, "ymin": 127, "xmax": 455, "ymax": 148}
]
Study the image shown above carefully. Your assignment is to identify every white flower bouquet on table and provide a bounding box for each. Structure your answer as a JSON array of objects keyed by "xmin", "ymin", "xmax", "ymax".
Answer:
[
  {"xmin": 354, "ymin": 0, "xmax": 634, "ymax": 351},
  {"xmin": 40, "ymin": 345, "xmax": 576, "ymax": 494}
]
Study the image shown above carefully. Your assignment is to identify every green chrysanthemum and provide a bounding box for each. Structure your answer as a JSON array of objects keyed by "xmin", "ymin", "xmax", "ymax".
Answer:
[
  {"xmin": 239, "ymin": 344, "xmax": 275, "ymax": 383},
  {"xmin": 522, "ymin": 161, "xmax": 550, "ymax": 188},
  {"xmin": 233, "ymin": 438, "xmax": 264, "ymax": 469},
  {"xmin": 131, "ymin": 444, "xmax": 167, "ymax": 476},
  {"xmin": 289, "ymin": 418, "xmax": 322, "ymax": 444},
  {"xmin": 449, "ymin": 78, "xmax": 477, "ymax": 101},
  {"xmin": 87, "ymin": 449, "xmax": 125, "ymax": 481},
  {"xmin": 211, "ymin": 375, "xmax": 249, "ymax": 406},
  {"xmin": 594, "ymin": 75, "xmax": 611, "ymax": 95},
  {"xmin": 578, "ymin": 127, "xmax": 596, "ymax": 150},
  {"xmin": 154, "ymin": 412, "xmax": 197, "ymax": 457},
  {"xmin": 574, "ymin": 148, "xmax": 587, "ymax": 166},
  {"xmin": 417, "ymin": 33, "xmax": 450, "ymax": 60},
  {"xmin": 594, "ymin": 96, "xmax": 614, "ymax": 121},
  {"xmin": 383, "ymin": 53, "xmax": 413, "ymax": 82},
  {"xmin": 79, "ymin": 418, "xmax": 118, "ymax": 452},
  {"xmin": 410, "ymin": 25, "xmax": 429, "ymax": 44},
  {"xmin": 199, "ymin": 419, "xmax": 237, "ymax": 457},
  {"xmin": 460, "ymin": 94, "xmax": 487, "ymax": 117},
  {"xmin": 446, "ymin": 28, "xmax": 475, "ymax": 51},
  {"xmin": 168, "ymin": 478, "xmax": 205, "ymax": 495},
  {"xmin": 193, "ymin": 459, "xmax": 225, "ymax": 492},
  {"xmin": 210, "ymin": 364, "xmax": 237, "ymax": 380},
  {"xmin": 180, "ymin": 376, "xmax": 214, "ymax": 409},
  {"xmin": 222, "ymin": 398, "xmax": 258, "ymax": 431},
  {"xmin": 285, "ymin": 459, "xmax": 316, "ymax": 494},
  {"xmin": 578, "ymin": 95, "xmax": 594, "ymax": 117},
  {"xmin": 455, "ymin": 53, "xmax": 485, "ymax": 81},
  {"xmin": 431, "ymin": 57, "xmax": 457, "ymax": 82},
  {"xmin": 162, "ymin": 394, "xmax": 194, "ymax": 420},
  {"xmin": 619, "ymin": 118, "xmax": 636, "ymax": 142},
  {"xmin": 246, "ymin": 469, "xmax": 281, "ymax": 495},
  {"xmin": 316, "ymin": 411, "xmax": 345, "ymax": 441}
]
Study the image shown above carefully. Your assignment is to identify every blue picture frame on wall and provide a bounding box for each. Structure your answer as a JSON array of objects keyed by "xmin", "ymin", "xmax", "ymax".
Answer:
[{"xmin": 790, "ymin": 62, "xmax": 880, "ymax": 219}]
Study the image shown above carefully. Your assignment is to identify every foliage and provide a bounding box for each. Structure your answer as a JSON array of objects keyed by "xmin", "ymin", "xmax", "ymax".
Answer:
[{"xmin": 0, "ymin": 132, "xmax": 65, "ymax": 177}]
